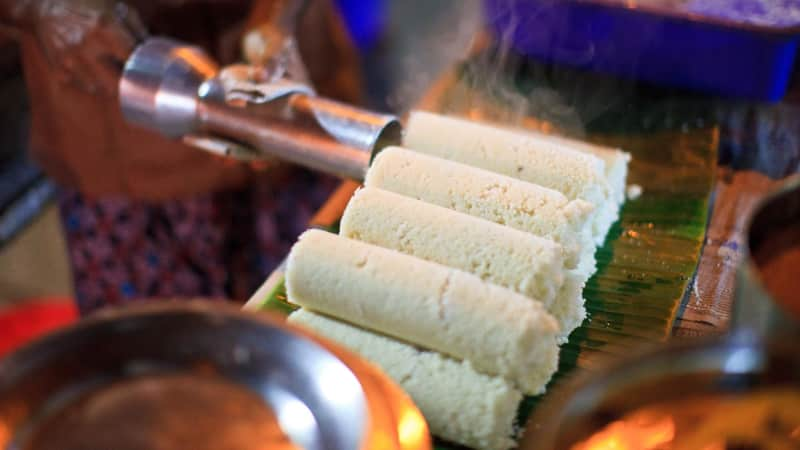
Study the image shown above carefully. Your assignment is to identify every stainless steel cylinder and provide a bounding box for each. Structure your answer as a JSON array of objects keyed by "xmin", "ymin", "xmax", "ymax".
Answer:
[
  {"xmin": 120, "ymin": 38, "xmax": 219, "ymax": 138},
  {"xmin": 119, "ymin": 38, "xmax": 401, "ymax": 181},
  {"xmin": 194, "ymin": 89, "xmax": 400, "ymax": 180},
  {"xmin": 734, "ymin": 175, "xmax": 800, "ymax": 336}
]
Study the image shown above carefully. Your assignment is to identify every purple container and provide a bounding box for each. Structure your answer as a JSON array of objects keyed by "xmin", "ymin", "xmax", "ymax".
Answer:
[
  {"xmin": 484, "ymin": 0, "xmax": 800, "ymax": 101},
  {"xmin": 335, "ymin": 0, "xmax": 387, "ymax": 51}
]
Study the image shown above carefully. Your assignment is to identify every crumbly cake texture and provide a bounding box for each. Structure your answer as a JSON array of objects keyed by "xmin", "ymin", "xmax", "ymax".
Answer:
[
  {"xmin": 517, "ymin": 127, "xmax": 631, "ymax": 207},
  {"xmin": 340, "ymin": 186, "xmax": 565, "ymax": 309},
  {"xmin": 288, "ymin": 309, "xmax": 523, "ymax": 450},
  {"xmin": 550, "ymin": 270, "xmax": 588, "ymax": 343},
  {"xmin": 285, "ymin": 229, "xmax": 560, "ymax": 395},
  {"xmin": 404, "ymin": 111, "xmax": 619, "ymax": 245},
  {"xmin": 366, "ymin": 146, "xmax": 596, "ymax": 278},
  {"xmin": 276, "ymin": 113, "xmax": 635, "ymax": 449}
]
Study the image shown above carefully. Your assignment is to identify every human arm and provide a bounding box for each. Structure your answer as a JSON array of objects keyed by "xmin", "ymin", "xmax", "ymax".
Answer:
[{"xmin": 2, "ymin": 0, "xmax": 146, "ymax": 94}]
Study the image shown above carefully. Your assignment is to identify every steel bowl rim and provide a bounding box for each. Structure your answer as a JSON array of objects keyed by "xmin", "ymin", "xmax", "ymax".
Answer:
[
  {"xmin": 739, "ymin": 173, "xmax": 800, "ymax": 321},
  {"xmin": 519, "ymin": 331, "xmax": 799, "ymax": 450},
  {"xmin": 0, "ymin": 301, "xmax": 430, "ymax": 450}
]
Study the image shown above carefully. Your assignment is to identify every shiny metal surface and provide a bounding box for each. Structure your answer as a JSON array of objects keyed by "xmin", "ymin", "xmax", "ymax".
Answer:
[
  {"xmin": 0, "ymin": 302, "xmax": 431, "ymax": 450},
  {"xmin": 518, "ymin": 332, "xmax": 800, "ymax": 450},
  {"xmin": 119, "ymin": 38, "xmax": 401, "ymax": 180},
  {"xmin": 119, "ymin": 38, "xmax": 219, "ymax": 138},
  {"xmin": 735, "ymin": 174, "xmax": 800, "ymax": 335}
]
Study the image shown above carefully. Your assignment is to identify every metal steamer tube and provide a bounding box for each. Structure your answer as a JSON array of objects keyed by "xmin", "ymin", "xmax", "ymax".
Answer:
[{"xmin": 119, "ymin": 38, "xmax": 401, "ymax": 181}]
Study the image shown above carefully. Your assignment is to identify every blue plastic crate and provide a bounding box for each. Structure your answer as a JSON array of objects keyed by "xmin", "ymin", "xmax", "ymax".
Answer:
[
  {"xmin": 335, "ymin": 0, "xmax": 387, "ymax": 51},
  {"xmin": 484, "ymin": 0, "xmax": 800, "ymax": 101}
]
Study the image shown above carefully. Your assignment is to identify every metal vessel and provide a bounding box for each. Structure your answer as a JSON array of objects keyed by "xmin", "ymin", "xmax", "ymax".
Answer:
[
  {"xmin": 484, "ymin": 0, "xmax": 800, "ymax": 101},
  {"xmin": 518, "ymin": 332, "xmax": 800, "ymax": 449},
  {"xmin": 735, "ymin": 174, "xmax": 800, "ymax": 335},
  {"xmin": 119, "ymin": 37, "xmax": 401, "ymax": 181},
  {"xmin": 0, "ymin": 302, "xmax": 431, "ymax": 450}
]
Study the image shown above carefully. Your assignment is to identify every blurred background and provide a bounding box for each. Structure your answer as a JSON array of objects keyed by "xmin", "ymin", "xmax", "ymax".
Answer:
[
  {"xmin": 0, "ymin": 0, "xmax": 481, "ymax": 307},
  {"xmin": 1, "ymin": 0, "xmax": 799, "ymax": 351}
]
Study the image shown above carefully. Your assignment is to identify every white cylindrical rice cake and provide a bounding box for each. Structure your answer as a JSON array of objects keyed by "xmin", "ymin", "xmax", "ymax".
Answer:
[
  {"xmin": 340, "ymin": 186, "xmax": 565, "ymax": 309},
  {"xmin": 403, "ymin": 111, "xmax": 616, "ymax": 244},
  {"xmin": 288, "ymin": 309, "xmax": 522, "ymax": 450},
  {"xmin": 521, "ymin": 129, "xmax": 631, "ymax": 206},
  {"xmin": 365, "ymin": 146, "xmax": 596, "ymax": 278},
  {"xmin": 285, "ymin": 229, "xmax": 560, "ymax": 395},
  {"xmin": 551, "ymin": 271, "xmax": 588, "ymax": 342}
]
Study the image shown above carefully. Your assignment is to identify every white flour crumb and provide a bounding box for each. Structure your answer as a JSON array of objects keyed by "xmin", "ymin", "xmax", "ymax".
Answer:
[{"xmin": 626, "ymin": 184, "xmax": 643, "ymax": 200}]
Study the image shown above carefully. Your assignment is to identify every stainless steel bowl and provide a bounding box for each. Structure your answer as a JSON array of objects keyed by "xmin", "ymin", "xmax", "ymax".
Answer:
[
  {"xmin": 0, "ymin": 302, "xmax": 430, "ymax": 450},
  {"xmin": 735, "ymin": 174, "xmax": 800, "ymax": 335},
  {"xmin": 519, "ymin": 332, "xmax": 800, "ymax": 450}
]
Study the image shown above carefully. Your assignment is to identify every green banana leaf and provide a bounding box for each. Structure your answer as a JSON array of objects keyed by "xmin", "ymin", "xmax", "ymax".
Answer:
[{"xmin": 252, "ymin": 54, "xmax": 717, "ymax": 449}]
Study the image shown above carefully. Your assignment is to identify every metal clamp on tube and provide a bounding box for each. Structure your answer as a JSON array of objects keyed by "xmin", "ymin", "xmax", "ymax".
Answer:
[{"xmin": 119, "ymin": 37, "xmax": 401, "ymax": 181}]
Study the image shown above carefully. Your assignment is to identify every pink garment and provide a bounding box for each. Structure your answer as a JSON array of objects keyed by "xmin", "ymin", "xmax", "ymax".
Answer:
[{"xmin": 59, "ymin": 166, "xmax": 337, "ymax": 315}]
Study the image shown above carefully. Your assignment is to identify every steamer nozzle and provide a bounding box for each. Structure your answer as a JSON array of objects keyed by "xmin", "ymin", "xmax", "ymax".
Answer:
[{"xmin": 119, "ymin": 37, "xmax": 401, "ymax": 181}]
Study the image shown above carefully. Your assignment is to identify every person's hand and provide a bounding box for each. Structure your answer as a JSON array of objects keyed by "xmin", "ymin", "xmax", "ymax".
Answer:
[
  {"xmin": 241, "ymin": 0, "xmax": 310, "ymax": 84},
  {"xmin": 242, "ymin": 0, "xmax": 363, "ymax": 104},
  {"xmin": 242, "ymin": 23, "xmax": 309, "ymax": 83},
  {"xmin": 29, "ymin": 0, "xmax": 147, "ymax": 95}
]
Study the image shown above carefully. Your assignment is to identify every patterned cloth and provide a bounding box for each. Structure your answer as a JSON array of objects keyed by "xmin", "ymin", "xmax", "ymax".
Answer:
[{"xmin": 58, "ymin": 166, "xmax": 337, "ymax": 315}]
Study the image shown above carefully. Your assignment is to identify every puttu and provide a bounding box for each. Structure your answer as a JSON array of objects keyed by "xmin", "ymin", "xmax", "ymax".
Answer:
[
  {"xmin": 285, "ymin": 229, "xmax": 560, "ymax": 395},
  {"xmin": 520, "ymin": 129, "xmax": 631, "ymax": 206},
  {"xmin": 339, "ymin": 186, "xmax": 565, "ymax": 309},
  {"xmin": 365, "ymin": 146, "xmax": 596, "ymax": 278},
  {"xmin": 403, "ymin": 111, "xmax": 616, "ymax": 244},
  {"xmin": 288, "ymin": 309, "xmax": 522, "ymax": 450},
  {"xmin": 551, "ymin": 271, "xmax": 588, "ymax": 342}
]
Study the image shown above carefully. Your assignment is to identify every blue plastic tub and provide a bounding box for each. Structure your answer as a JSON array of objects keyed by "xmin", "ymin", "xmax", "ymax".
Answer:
[
  {"xmin": 484, "ymin": 0, "xmax": 800, "ymax": 101},
  {"xmin": 335, "ymin": 0, "xmax": 387, "ymax": 51}
]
